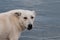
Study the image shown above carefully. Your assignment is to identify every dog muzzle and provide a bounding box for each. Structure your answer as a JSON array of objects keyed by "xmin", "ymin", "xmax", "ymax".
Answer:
[{"xmin": 27, "ymin": 24, "xmax": 32, "ymax": 30}]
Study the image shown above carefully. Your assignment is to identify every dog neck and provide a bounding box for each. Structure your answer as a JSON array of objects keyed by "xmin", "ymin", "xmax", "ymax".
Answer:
[{"xmin": 9, "ymin": 15, "xmax": 26, "ymax": 32}]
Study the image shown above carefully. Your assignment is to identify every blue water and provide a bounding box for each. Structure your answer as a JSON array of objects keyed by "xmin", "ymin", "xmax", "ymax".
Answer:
[{"xmin": 0, "ymin": 0, "xmax": 60, "ymax": 40}]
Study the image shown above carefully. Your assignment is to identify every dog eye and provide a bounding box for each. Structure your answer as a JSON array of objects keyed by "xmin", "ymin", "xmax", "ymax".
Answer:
[
  {"xmin": 24, "ymin": 17, "xmax": 27, "ymax": 19},
  {"xmin": 31, "ymin": 16, "xmax": 34, "ymax": 19}
]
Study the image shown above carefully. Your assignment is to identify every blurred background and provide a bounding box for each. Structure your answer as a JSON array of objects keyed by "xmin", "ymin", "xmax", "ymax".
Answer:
[{"xmin": 0, "ymin": 0, "xmax": 60, "ymax": 40}]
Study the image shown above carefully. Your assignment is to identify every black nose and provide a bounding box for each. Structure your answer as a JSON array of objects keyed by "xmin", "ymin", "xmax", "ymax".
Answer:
[{"xmin": 27, "ymin": 24, "xmax": 32, "ymax": 30}]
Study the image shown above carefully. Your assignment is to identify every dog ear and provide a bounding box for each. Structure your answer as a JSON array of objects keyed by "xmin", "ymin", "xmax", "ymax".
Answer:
[
  {"xmin": 32, "ymin": 10, "xmax": 36, "ymax": 16},
  {"xmin": 14, "ymin": 12, "xmax": 21, "ymax": 17}
]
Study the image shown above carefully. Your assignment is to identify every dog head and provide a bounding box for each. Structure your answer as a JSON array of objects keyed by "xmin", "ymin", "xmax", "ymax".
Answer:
[{"xmin": 11, "ymin": 9, "xmax": 36, "ymax": 30}]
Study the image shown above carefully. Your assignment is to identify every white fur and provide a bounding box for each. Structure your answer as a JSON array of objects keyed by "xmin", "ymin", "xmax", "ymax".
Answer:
[{"xmin": 0, "ymin": 9, "xmax": 35, "ymax": 40}]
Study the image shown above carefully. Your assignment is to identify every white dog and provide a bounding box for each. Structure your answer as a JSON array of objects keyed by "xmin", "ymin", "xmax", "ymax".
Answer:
[{"xmin": 0, "ymin": 9, "xmax": 36, "ymax": 40}]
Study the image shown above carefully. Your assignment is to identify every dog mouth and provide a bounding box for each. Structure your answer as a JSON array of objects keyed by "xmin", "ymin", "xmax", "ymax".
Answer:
[
  {"xmin": 27, "ymin": 24, "xmax": 33, "ymax": 30},
  {"xmin": 27, "ymin": 26, "xmax": 32, "ymax": 30}
]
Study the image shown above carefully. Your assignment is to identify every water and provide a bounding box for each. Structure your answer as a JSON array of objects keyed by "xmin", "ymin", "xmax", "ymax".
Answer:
[{"xmin": 0, "ymin": 0, "xmax": 60, "ymax": 40}]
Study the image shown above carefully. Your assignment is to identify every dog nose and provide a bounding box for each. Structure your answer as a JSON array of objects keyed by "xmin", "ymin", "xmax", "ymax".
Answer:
[
  {"xmin": 27, "ymin": 24, "xmax": 32, "ymax": 30},
  {"xmin": 28, "ymin": 24, "xmax": 32, "ymax": 27}
]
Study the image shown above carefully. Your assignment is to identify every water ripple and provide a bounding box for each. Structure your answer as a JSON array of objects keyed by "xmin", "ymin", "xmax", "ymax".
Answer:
[{"xmin": 21, "ymin": 36, "xmax": 40, "ymax": 40}]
